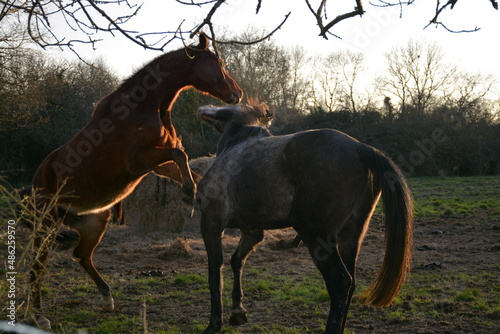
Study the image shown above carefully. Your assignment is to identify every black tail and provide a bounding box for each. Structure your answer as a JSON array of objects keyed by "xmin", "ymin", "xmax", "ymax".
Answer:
[
  {"xmin": 358, "ymin": 144, "xmax": 414, "ymax": 307},
  {"xmin": 17, "ymin": 186, "xmax": 80, "ymax": 251}
]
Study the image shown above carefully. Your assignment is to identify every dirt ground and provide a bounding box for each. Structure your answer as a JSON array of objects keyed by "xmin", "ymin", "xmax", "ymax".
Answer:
[{"xmin": 20, "ymin": 206, "xmax": 498, "ymax": 334}]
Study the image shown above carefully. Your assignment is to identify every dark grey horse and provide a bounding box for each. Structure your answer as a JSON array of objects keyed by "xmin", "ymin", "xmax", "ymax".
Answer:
[{"xmin": 196, "ymin": 102, "xmax": 414, "ymax": 334}]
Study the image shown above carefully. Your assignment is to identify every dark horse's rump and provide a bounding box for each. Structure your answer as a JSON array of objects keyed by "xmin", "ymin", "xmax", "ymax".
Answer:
[
  {"xmin": 196, "ymin": 103, "xmax": 413, "ymax": 334},
  {"xmin": 28, "ymin": 33, "xmax": 242, "ymax": 329}
]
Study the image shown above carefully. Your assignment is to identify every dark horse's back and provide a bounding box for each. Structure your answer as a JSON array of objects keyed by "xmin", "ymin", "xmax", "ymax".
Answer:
[
  {"xmin": 284, "ymin": 128, "xmax": 370, "ymax": 196},
  {"xmin": 208, "ymin": 127, "xmax": 404, "ymax": 232},
  {"xmin": 282, "ymin": 129, "xmax": 380, "ymax": 229}
]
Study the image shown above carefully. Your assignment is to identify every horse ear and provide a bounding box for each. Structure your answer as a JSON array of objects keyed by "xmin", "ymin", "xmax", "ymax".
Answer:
[{"xmin": 198, "ymin": 33, "xmax": 210, "ymax": 50}]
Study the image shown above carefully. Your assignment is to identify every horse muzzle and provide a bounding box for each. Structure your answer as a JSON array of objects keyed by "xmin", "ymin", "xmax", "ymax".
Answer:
[{"xmin": 226, "ymin": 91, "xmax": 242, "ymax": 104}]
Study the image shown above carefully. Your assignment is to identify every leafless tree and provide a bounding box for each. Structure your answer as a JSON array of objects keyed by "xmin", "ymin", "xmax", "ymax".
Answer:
[
  {"xmin": 338, "ymin": 51, "xmax": 365, "ymax": 114},
  {"xmin": 378, "ymin": 39, "xmax": 456, "ymax": 116},
  {"xmin": 310, "ymin": 54, "xmax": 344, "ymax": 113},
  {"xmin": 285, "ymin": 46, "xmax": 311, "ymax": 112},
  {"xmin": 309, "ymin": 50, "xmax": 366, "ymax": 113},
  {"xmin": 443, "ymin": 71, "xmax": 497, "ymax": 122},
  {"xmin": 217, "ymin": 29, "xmax": 293, "ymax": 107}
]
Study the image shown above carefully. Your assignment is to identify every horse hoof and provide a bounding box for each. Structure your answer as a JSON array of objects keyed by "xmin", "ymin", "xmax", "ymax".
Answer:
[
  {"xmin": 101, "ymin": 296, "xmax": 115, "ymax": 312},
  {"xmin": 202, "ymin": 328, "xmax": 220, "ymax": 334},
  {"xmin": 36, "ymin": 315, "xmax": 51, "ymax": 329},
  {"xmin": 229, "ymin": 309, "xmax": 248, "ymax": 326}
]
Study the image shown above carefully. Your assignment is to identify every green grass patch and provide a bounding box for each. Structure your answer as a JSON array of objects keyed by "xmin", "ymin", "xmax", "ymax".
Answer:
[
  {"xmin": 61, "ymin": 309, "xmax": 94, "ymax": 324},
  {"xmin": 408, "ymin": 176, "xmax": 500, "ymax": 219},
  {"xmin": 93, "ymin": 314, "xmax": 141, "ymax": 334},
  {"xmin": 174, "ymin": 273, "xmax": 206, "ymax": 285},
  {"xmin": 454, "ymin": 288, "xmax": 481, "ymax": 302},
  {"xmin": 151, "ymin": 327, "xmax": 181, "ymax": 334},
  {"xmin": 250, "ymin": 324, "xmax": 303, "ymax": 334}
]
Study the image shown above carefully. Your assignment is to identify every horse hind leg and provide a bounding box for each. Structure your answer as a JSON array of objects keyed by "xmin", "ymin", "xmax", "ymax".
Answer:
[
  {"xmin": 295, "ymin": 225, "xmax": 353, "ymax": 334},
  {"xmin": 229, "ymin": 230, "xmax": 264, "ymax": 326},
  {"xmin": 335, "ymin": 218, "xmax": 368, "ymax": 332},
  {"xmin": 336, "ymin": 194, "xmax": 381, "ymax": 324},
  {"xmin": 67, "ymin": 209, "xmax": 114, "ymax": 311}
]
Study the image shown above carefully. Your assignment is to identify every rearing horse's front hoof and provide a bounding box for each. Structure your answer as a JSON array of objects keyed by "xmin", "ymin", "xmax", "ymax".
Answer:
[{"xmin": 181, "ymin": 199, "xmax": 195, "ymax": 218}]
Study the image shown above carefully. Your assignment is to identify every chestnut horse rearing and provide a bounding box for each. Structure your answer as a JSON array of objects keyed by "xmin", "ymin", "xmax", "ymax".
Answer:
[{"xmin": 29, "ymin": 33, "xmax": 242, "ymax": 328}]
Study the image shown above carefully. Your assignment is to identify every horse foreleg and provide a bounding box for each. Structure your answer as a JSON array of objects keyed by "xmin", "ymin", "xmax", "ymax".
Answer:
[
  {"xmin": 70, "ymin": 210, "xmax": 114, "ymax": 311},
  {"xmin": 154, "ymin": 161, "xmax": 203, "ymax": 185},
  {"xmin": 201, "ymin": 218, "xmax": 224, "ymax": 334},
  {"xmin": 141, "ymin": 147, "xmax": 196, "ymax": 216},
  {"xmin": 153, "ymin": 149, "xmax": 197, "ymax": 217},
  {"xmin": 229, "ymin": 230, "xmax": 264, "ymax": 326}
]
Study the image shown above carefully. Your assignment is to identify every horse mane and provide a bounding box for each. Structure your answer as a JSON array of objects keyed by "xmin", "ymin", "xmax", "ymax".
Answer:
[
  {"xmin": 117, "ymin": 36, "xmax": 211, "ymax": 92},
  {"xmin": 216, "ymin": 99, "xmax": 273, "ymax": 155},
  {"xmin": 233, "ymin": 98, "xmax": 274, "ymax": 128},
  {"xmin": 92, "ymin": 34, "xmax": 217, "ymax": 117},
  {"xmin": 116, "ymin": 50, "xmax": 182, "ymax": 92}
]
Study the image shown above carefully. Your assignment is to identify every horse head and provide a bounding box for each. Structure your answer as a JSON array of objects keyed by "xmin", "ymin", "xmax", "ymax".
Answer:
[
  {"xmin": 187, "ymin": 33, "xmax": 243, "ymax": 104},
  {"xmin": 197, "ymin": 100, "xmax": 273, "ymax": 132}
]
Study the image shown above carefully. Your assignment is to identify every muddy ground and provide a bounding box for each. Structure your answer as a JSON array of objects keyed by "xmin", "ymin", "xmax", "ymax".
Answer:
[{"xmin": 12, "ymin": 211, "xmax": 497, "ymax": 334}]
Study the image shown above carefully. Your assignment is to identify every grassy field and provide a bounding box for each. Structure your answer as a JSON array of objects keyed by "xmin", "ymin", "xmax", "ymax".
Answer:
[{"xmin": 1, "ymin": 176, "xmax": 499, "ymax": 333}]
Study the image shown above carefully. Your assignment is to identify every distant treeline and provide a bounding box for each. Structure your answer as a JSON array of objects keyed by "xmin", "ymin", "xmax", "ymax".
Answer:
[
  {"xmin": 271, "ymin": 108, "xmax": 499, "ymax": 177},
  {"xmin": 174, "ymin": 95, "xmax": 500, "ymax": 178},
  {"xmin": 1, "ymin": 37, "xmax": 499, "ymax": 184}
]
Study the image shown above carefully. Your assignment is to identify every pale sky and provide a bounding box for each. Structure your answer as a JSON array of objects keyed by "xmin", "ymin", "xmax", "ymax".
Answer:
[{"xmin": 53, "ymin": 1, "xmax": 500, "ymax": 88}]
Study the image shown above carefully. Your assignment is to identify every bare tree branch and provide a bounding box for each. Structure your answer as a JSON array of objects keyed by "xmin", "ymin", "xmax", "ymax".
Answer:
[
  {"xmin": 370, "ymin": 0, "xmax": 416, "ymax": 18},
  {"xmin": 1, "ymin": 0, "xmax": 498, "ymax": 59},
  {"xmin": 189, "ymin": 0, "xmax": 227, "ymax": 38},
  {"xmin": 373, "ymin": 0, "xmax": 497, "ymax": 32},
  {"xmin": 175, "ymin": 0, "xmax": 218, "ymax": 5},
  {"xmin": 305, "ymin": 0, "xmax": 365, "ymax": 39},
  {"xmin": 256, "ymin": 0, "xmax": 263, "ymax": 14},
  {"xmin": 424, "ymin": 0, "xmax": 481, "ymax": 33},
  {"xmin": 213, "ymin": 12, "xmax": 291, "ymax": 46},
  {"xmin": 189, "ymin": 0, "xmax": 290, "ymax": 57},
  {"xmin": 0, "ymin": 0, "xmax": 177, "ymax": 53}
]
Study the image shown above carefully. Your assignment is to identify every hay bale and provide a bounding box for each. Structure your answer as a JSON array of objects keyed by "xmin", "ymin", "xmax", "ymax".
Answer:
[
  {"xmin": 157, "ymin": 237, "xmax": 194, "ymax": 260},
  {"xmin": 123, "ymin": 156, "xmax": 215, "ymax": 233}
]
